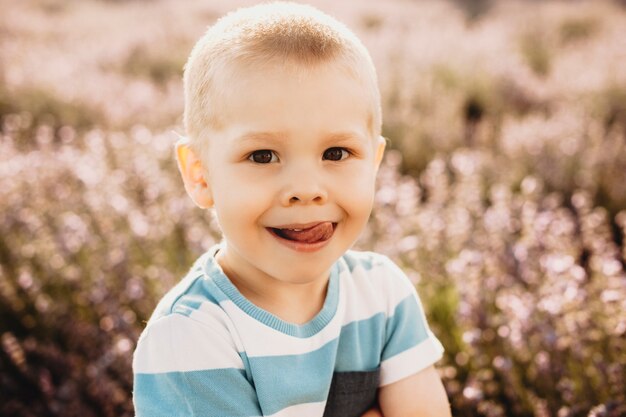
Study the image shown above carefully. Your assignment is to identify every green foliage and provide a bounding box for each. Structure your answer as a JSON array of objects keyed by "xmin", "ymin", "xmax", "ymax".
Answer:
[
  {"xmin": 360, "ymin": 13, "xmax": 384, "ymax": 31},
  {"xmin": 519, "ymin": 29, "xmax": 552, "ymax": 77},
  {"xmin": 559, "ymin": 16, "xmax": 599, "ymax": 44},
  {"xmin": 0, "ymin": 85, "xmax": 102, "ymax": 133},
  {"xmin": 594, "ymin": 83, "xmax": 626, "ymax": 131},
  {"xmin": 120, "ymin": 44, "xmax": 187, "ymax": 86},
  {"xmin": 448, "ymin": 0, "xmax": 493, "ymax": 22}
]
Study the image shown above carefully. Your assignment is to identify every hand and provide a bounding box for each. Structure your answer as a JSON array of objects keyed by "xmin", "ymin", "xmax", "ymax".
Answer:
[{"xmin": 361, "ymin": 406, "xmax": 383, "ymax": 417}]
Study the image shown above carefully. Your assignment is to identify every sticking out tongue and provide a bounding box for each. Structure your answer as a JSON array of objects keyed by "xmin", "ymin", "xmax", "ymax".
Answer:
[{"xmin": 276, "ymin": 222, "xmax": 334, "ymax": 243}]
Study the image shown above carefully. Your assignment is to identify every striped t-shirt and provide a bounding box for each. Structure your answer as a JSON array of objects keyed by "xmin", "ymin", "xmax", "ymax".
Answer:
[{"xmin": 132, "ymin": 245, "xmax": 444, "ymax": 417}]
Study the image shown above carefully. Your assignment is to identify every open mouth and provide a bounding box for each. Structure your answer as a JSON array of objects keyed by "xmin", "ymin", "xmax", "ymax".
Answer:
[{"xmin": 267, "ymin": 222, "xmax": 337, "ymax": 244}]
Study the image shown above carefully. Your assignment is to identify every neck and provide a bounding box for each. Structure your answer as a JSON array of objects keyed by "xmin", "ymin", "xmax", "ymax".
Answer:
[{"xmin": 216, "ymin": 248, "xmax": 330, "ymax": 325}]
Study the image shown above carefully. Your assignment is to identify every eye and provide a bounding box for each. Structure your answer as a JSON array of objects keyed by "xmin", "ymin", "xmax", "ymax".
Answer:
[
  {"xmin": 323, "ymin": 147, "xmax": 349, "ymax": 161},
  {"xmin": 248, "ymin": 150, "xmax": 278, "ymax": 164}
]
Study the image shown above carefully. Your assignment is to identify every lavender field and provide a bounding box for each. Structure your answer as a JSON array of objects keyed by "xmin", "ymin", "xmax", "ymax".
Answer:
[{"xmin": 1, "ymin": 0, "xmax": 625, "ymax": 416}]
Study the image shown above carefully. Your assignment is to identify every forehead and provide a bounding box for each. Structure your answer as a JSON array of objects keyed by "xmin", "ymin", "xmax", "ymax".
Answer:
[{"xmin": 212, "ymin": 59, "xmax": 376, "ymax": 139}]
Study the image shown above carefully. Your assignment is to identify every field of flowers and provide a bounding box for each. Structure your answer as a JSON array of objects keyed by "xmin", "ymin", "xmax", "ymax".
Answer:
[{"xmin": 1, "ymin": 0, "xmax": 625, "ymax": 416}]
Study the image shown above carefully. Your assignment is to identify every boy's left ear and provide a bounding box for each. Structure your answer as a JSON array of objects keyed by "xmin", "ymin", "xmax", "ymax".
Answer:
[{"xmin": 374, "ymin": 135, "xmax": 387, "ymax": 171}]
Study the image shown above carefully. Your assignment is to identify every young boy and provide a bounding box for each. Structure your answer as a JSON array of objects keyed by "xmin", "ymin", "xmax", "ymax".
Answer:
[{"xmin": 132, "ymin": 3, "xmax": 451, "ymax": 416}]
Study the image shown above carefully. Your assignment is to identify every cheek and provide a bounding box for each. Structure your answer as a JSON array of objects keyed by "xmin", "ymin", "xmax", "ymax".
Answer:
[
  {"xmin": 212, "ymin": 167, "xmax": 254, "ymax": 198},
  {"xmin": 211, "ymin": 169, "xmax": 272, "ymax": 219},
  {"xmin": 334, "ymin": 167, "xmax": 376, "ymax": 219}
]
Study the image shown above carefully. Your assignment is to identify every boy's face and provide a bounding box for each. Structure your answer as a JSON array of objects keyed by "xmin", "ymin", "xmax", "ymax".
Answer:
[{"xmin": 180, "ymin": 62, "xmax": 385, "ymax": 289}]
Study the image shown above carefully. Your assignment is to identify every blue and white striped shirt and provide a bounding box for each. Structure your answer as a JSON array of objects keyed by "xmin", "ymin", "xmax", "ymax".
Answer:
[{"xmin": 133, "ymin": 245, "xmax": 444, "ymax": 417}]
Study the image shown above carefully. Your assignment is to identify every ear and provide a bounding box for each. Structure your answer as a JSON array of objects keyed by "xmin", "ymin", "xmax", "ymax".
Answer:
[
  {"xmin": 374, "ymin": 135, "xmax": 387, "ymax": 171},
  {"xmin": 175, "ymin": 137, "xmax": 214, "ymax": 209}
]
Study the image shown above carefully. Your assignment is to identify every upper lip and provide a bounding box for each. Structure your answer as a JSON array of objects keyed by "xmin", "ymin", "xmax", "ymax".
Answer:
[{"xmin": 267, "ymin": 221, "xmax": 336, "ymax": 230}]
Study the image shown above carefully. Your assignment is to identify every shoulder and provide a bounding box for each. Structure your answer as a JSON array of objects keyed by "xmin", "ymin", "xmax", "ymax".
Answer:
[
  {"xmin": 134, "ymin": 249, "xmax": 244, "ymax": 374},
  {"xmin": 340, "ymin": 250, "xmax": 416, "ymax": 296},
  {"xmin": 133, "ymin": 308, "xmax": 243, "ymax": 373},
  {"xmin": 338, "ymin": 250, "xmax": 418, "ymax": 318},
  {"xmin": 147, "ymin": 249, "xmax": 229, "ymax": 324}
]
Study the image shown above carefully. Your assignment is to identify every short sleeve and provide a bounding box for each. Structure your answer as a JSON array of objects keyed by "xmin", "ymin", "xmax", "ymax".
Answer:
[
  {"xmin": 378, "ymin": 257, "xmax": 445, "ymax": 386},
  {"xmin": 132, "ymin": 312, "xmax": 262, "ymax": 417}
]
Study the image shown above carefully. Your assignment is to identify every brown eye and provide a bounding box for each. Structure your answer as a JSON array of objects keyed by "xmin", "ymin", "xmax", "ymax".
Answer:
[
  {"xmin": 323, "ymin": 147, "xmax": 349, "ymax": 161},
  {"xmin": 249, "ymin": 150, "xmax": 277, "ymax": 164}
]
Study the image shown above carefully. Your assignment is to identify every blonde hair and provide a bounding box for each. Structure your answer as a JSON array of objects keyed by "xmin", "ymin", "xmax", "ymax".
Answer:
[{"xmin": 183, "ymin": 1, "xmax": 381, "ymax": 159}]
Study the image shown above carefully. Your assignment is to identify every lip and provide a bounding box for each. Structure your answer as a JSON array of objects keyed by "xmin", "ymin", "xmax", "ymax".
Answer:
[
  {"xmin": 270, "ymin": 221, "xmax": 333, "ymax": 230},
  {"xmin": 266, "ymin": 222, "xmax": 337, "ymax": 253}
]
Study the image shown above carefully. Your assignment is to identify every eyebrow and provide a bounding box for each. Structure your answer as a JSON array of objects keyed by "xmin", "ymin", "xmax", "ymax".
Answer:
[
  {"xmin": 235, "ymin": 131, "xmax": 288, "ymax": 145},
  {"xmin": 324, "ymin": 132, "xmax": 368, "ymax": 145},
  {"xmin": 234, "ymin": 131, "xmax": 368, "ymax": 145}
]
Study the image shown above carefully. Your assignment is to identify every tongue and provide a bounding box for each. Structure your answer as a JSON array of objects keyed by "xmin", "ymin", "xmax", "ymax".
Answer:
[{"xmin": 280, "ymin": 222, "xmax": 334, "ymax": 243}]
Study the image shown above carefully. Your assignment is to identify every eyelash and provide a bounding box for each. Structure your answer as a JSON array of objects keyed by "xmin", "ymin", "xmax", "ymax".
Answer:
[
  {"xmin": 247, "ymin": 147, "xmax": 352, "ymax": 164},
  {"xmin": 248, "ymin": 149, "xmax": 278, "ymax": 164},
  {"xmin": 323, "ymin": 147, "xmax": 351, "ymax": 161}
]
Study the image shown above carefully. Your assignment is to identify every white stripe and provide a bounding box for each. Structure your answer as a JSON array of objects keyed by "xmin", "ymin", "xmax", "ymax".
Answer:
[
  {"xmin": 379, "ymin": 335, "xmax": 445, "ymax": 386},
  {"xmin": 264, "ymin": 401, "xmax": 326, "ymax": 417},
  {"xmin": 341, "ymin": 261, "xmax": 418, "ymax": 322},
  {"xmin": 215, "ymin": 298, "xmax": 345, "ymax": 357},
  {"xmin": 133, "ymin": 313, "xmax": 244, "ymax": 373},
  {"xmin": 206, "ymin": 260, "xmax": 419, "ymax": 358},
  {"xmin": 188, "ymin": 301, "xmax": 246, "ymax": 352},
  {"xmin": 342, "ymin": 265, "xmax": 385, "ymax": 321}
]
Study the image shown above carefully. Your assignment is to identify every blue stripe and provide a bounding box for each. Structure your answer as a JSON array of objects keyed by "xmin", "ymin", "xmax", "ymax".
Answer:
[
  {"xmin": 382, "ymin": 295, "xmax": 429, "ymax": 361},
  {"xmin": 336, "ymin": 312, "xmax": 386, "ymax": 371},
  {"xmin": 134, "ymin": 368, "xmax": 262, "ymax": 417},
  {"xmin": 246, "ymin": 339, "xmax": 339, "ymax": 415},
  {"xmin": 139, "ymin": 248, "xmax": 430, "ymax": 416},
  {"xmin": 210, "ymin": 257, "xmax": 341, "ymax": 338},
  {"xmin": 240, "ymin": 296, "xmax": 425, "ymax": 414},
  {"xmin": 171, "ymin": 302, "xmax": 199, "ymax": 317},
  {"xmin": 236, "ymin": 295, "xmax": 428, "ymax": 412},
  {"xmin": 135, "ymin": 298, "xmax": 428, "ymax": 417},
  {"xmin": 238, "ymin": 351, "xmax": 254, "ymax": 382},
  {"xmin": 169, "ymin": 272, "xmax": 230, "ymax": 317},
  {"xmin": 341, "ymin": 250, "xmax": 378, "ymax": 272}
]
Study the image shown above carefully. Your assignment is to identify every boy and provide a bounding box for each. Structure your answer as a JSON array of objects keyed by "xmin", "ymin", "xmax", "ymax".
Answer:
[{"xmin": 132, "ymin": 2, "xmax": 451, "ymax": 416}]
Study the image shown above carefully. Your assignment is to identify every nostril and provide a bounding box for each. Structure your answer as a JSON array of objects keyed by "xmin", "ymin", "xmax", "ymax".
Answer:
[{"xmin": 284, "ymin": 190, "xmax": 326, "ymax": 205}]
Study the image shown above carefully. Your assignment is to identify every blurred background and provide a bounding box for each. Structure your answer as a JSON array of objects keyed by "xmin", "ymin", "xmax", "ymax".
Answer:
[{"xmin": 1, "ymin": 0, "xmax": 625, "ymax": 416}]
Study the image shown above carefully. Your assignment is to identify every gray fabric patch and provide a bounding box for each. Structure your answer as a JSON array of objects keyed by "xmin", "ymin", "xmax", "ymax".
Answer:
[{"xmin": 323, "ymin": 369, "xmax": 380, "ymax": 417}]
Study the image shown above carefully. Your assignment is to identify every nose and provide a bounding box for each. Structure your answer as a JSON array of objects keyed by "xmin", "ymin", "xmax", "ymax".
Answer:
[{"xmin": 279, "ymin": 173, "xmax": 328, "ymax": 206}]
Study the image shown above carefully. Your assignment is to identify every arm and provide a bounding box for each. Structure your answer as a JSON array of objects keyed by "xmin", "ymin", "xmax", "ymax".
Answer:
[
  {"xmin": 374, "ymin": 256, "xmax": 450, "ymax": 417},
  {"xmin": 133, "ymin": 313, "xmax": 262, "ymax": 417},
  {"xmin": 378, "ymin": 365, "xmax": 451, "ymax": 417},
  {"xmin": 359, "ymin": 366, "xmax": 450, "ymax": 417}
]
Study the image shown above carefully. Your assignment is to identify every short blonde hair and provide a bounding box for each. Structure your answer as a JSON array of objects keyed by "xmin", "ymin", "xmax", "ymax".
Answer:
[{"xmin": 183, "ymin": 1, "xmax": 381, "ymax": 159}]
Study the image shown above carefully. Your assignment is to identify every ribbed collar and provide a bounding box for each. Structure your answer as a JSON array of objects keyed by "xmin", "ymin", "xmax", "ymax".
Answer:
[{"xmin": 202, "ymin": 244, "xmax": 340, "ymax": 338}]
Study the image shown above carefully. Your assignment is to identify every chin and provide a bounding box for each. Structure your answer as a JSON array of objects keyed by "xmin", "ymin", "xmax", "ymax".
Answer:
[{"xmin": 271, "ymin": 264, "xmax": 333, "ymax": 285}]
